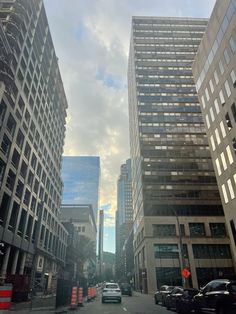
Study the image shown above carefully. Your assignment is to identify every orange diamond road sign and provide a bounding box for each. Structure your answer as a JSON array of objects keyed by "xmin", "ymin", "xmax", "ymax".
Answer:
[{"xmin": 181, "ymin": 268, "xmax": 191, "ymax": 278}]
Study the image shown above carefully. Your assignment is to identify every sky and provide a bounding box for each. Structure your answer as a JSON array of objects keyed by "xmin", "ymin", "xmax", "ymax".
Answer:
[{"xmin": 43, "ymin": 0, "xmax": 216, "ymax": 253}]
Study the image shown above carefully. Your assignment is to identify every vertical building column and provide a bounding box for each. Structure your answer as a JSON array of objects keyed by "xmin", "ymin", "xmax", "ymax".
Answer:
[
  {"xmin": 187, "ymin": 243, "xmax": 198, "ymax": 289},
  {"xmin": 19, "ymin": 252, "xmax": 26, "ymax": 275},
  {"xmin": 0, "ymin": 245, "xmax": 11, "ymax": 277},
  {"xmin": 11, "ymin": 249, "xmax": 19, "ymax": 275}
]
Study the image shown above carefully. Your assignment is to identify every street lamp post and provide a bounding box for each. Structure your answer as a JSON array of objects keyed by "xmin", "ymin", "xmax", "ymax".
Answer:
[{"xmin": 171, "ymin": 207, "xmax": 188, "ymax": 288}]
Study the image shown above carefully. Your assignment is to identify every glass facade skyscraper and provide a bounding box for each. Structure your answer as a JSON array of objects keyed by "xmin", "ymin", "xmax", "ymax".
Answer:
[
  {"xmin": 128, "ymin": 16, "xmax": 234, "ymax": 292},
  {"xmin": 61, "ymin": 156, "xmax": 100, "ymax": 222}
]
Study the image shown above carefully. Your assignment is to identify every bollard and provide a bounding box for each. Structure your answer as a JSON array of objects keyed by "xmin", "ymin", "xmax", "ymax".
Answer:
[
  {"xmin": 0, "ymin": 285, "xmax": 13, "ymax": 310},
  {"xmin": 70, "ymin": 286, "xmax": 77, "ymax": 310},
  {"xmin": 77, "ymin": 287, "xmax": 84, "ymax": 307}
]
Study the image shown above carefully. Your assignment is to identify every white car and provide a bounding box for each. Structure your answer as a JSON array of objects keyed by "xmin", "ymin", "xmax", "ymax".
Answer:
[{"xmin": 102, "ymin": 282, "xmax": 122, "ymax": 303}]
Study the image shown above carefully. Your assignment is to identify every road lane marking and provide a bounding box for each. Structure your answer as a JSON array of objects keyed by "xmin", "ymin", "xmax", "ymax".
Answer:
[{"xmin": 123, "ymin": 307, "xmax": 127, "ymax": 311}]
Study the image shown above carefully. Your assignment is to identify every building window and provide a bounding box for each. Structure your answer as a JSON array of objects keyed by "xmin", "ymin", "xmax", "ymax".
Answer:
[
  {"xmin": 153, "ymin": 224, "xmax": 176, "ymax": 237},
  {"xmin": 206, "ymin": 114, "xmax": 210, "ymax": 129},
  {"xmin": 225, "ymin": 80, "xmax": 231, "ymax": 97},
  {"xmin": 230, "ymin": 70, "xmax": 236, "ymax": 87},
  {"xmin": 6, "ymin": 114, "xmax": 16, "ymax": 137},
  {"xmin": 219, "ymin": 90, "xmax": 225, "ymax": 105},
  {"xmin": 210, "ymin": 135, "xmax": 216, "ymax": 151},
  {"xmin": 192, "ymin": 244, "xmax": 231, "ymax": 259},
  {"xmin": 214, "ymin": 99, "xmax": 220, "ymax": 114},
  {"xmin": 224, "ymin": 48, "xmax": 230, "ymax": 64},
  {"xmin": 205, "ymin": 87, "xmax": 210, "ymax": 101},
  {"xmin": 209, "ymin": 79, "xmax": 214, "ymax": 93},
  {"xmin": 225, "ymin": 113, "xmax": 232, "ymax": 131},
  {"xmin": 201, "ymin": 95, "xmax": 206, "ymax": 108},
  {"xmin": 231, "ymin": 103, "xmax": 236, "ymax": 122},
  {"xmin": 215, "ymin": 128, "xmax": 221, "ymax": 145},
  {"xmin": 227, "ymin": 179, "xmax": 235, "ymax": 199},
  {"xmin": 189, "ymin": 223, "xmax": 205, "ymax": 237},
  {"xmin": 226, "ymin": 145, "xmax": 234, "ymax": 164},
  {"xmin": 0, "ymin": 193, "xmax": 11, "ymax": 225},
  {"xmin": 219, "ymin": 60, "xmax": 224, "ymax": 74},
  {"xmin": 214, "ymin": 70, "xmax": 219, "ymax": 85},
  {"xmin": 220, "ymin": 121, "xmax": 226, "ymax": 138},
  {"xmin": 210, "ymin": 107, "xmax": 215, "ymax": 122},
  {"xmin": 229, "ymin": 36, "xmax": 236, "ymax": 53},
  {"xmin": 215, "ymin": 158, "xmax": 222, "ymax": 176},
  {"xmin": 220, "ymin": 152, "xmax": 227, "ymax": 170},
  {"xmin": 1, "ymin": 134, "xmax": 11, "ymax": 156},
  {"xmin": 232, "ymin": 138, "xmax": 236, "ymax": 153},
  {"xmin": 154, "ymin": 244, "xmax": 179, "ymax": 259},
  {"xmin": 222, "ymin": 184, "xmax": 229, "ymax": 204},
  {"xmin": 210, "ymin": 223, "xmax": 226, "ymax": 237}
]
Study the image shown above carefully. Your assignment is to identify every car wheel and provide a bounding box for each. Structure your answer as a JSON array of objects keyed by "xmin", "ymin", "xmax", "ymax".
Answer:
[
  {"xmin": 102, "ymin": 298, "xmax": 105, "ymax": 303},
  {"xmin": 155, "ymin": 297, "xmax": 158, "ymax": 304}
]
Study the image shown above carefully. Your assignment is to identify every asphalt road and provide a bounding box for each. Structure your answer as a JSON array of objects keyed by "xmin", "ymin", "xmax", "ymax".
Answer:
[{"xmin": 79, "ymin": 291, "xmax": 174, "ymax": 314}]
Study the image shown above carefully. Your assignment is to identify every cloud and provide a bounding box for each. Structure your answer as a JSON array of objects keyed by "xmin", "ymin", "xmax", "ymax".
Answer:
[{"xmin": 44, "ymin": 0, "xmax": 216, "ymax": 231}]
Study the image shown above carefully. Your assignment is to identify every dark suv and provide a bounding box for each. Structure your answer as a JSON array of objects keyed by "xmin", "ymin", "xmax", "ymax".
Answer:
[
  {"xmin": 194, "ymin": 279, "xmax": 236, "ymax": 314},
  {"xmin": 120, "ymin": 283, "xmax": 132, "ymax": 296}
]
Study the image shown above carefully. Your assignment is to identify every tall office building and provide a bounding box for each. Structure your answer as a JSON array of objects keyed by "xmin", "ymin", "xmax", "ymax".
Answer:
[
  {"xmin": 115, "ymin": 159, "xmax": 133, "ymax": 281},
  {"xmin": 192, "ymin": 0, "xmax": 236, "ymax": 264},
  {"xmin": 62, "ymin": 156, "xmax": 100, "ymax": 222},
  {"xmin": 98, "ymin": 209, "xmax": 104, "ymax": 276},
  {"xmin": 128, "ymin": 16, "xmax": 234, "ymax": 293},
  {"xmin": 0, "ymin": 0, "xmax": 68, "ymax": 299}
]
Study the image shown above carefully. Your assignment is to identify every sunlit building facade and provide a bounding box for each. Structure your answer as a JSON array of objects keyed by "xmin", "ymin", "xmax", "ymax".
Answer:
[
  {"xmin": 193, "ymin": 0, "xmax": 236, "ymax": 265},
  {"xmin": 128, "ymin": 16, "xmax": 234, "ymax": 293},
  {"xmin": 0, "ymin": 0, "xmax": 68, "ymax": 300},
  {"xmin": 115, "ymin": 159, "xmax": 133, "ymax": 281}
]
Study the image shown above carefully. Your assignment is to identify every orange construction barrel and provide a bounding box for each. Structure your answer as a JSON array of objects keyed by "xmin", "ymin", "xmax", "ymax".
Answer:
[{"xmin": 0, "ymin": 285, "xmax": 13, "ymax": 310}]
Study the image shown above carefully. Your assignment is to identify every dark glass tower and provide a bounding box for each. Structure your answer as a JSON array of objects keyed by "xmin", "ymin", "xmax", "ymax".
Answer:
[{"xmin": 128, "ymin": 16, "xmax": 234, "ymax": 293}]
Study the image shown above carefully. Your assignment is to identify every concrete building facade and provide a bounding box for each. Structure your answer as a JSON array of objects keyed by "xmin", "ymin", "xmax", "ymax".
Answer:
[
  {"xmin": 115, "ymin": 159, "xmax": 133, "ymax": 281},
  {"xmin": 0, "ymin": 0, "xmax": 68, "ymax": 301},
  {"xmin": 128, "ymin": 16, "xmax": 234, "ymax": 293},
  {"xmin": 192, "ymin": 0, "xmax": 236, "ymax": 264}
]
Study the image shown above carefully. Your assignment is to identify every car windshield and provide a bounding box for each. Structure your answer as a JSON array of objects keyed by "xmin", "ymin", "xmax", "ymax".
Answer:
[{"xmin": 106, "ymin": 284, "xmax": 119, "ymax": 289}]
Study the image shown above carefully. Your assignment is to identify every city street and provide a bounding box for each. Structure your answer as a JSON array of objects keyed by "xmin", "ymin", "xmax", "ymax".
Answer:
[{"xmin": 79, "ymin": 291, "xmax": 172, "ymax": 314}]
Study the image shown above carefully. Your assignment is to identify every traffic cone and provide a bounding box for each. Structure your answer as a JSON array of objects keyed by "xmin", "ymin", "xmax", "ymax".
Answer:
[
  {"xmin": 78, "ymin": 287, "xmax": 84, "ymax": 307},
  {"xmin": 70, "ymin": 287, "xmax": 77, "ymax": 310}
]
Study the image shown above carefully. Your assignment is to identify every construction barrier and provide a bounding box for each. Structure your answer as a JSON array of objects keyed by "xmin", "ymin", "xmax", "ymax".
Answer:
[
  {"xmin": 0, "ymin": 284, "xmax": 13, "ymax": 310},
  {"xmin": 70, "ymin": 286, "xmax": 77, "ymax": 310},
  {"xmin": 77, "ymin": 287, "xmax": 83, "ymax": 307}
]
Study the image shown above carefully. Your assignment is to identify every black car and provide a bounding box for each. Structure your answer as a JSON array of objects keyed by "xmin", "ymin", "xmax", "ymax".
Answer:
[
  {"xmin": 154, "ymin": 285, "xmax": 174, "ymax": 305},
  {"xmin": 175, "ymin": 288, "xmax": 199, "ymax": 313},
  {"xmin": 194, "ymin": 279, "xmax": 236, "ymax": 314},
  {"xmin": 165, "ymin": 286, "xmax": 183, "ymax": 310},
  {"xmin": 120, "ymin": 283, "xmax": 132, "ymax": 296}
]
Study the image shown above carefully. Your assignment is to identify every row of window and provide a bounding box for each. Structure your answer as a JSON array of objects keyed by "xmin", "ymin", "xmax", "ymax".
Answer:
[
  {"xmin": 196, "ymin": 0, "xmax": 236, "ymax": 90},
  {"xmin": 152, "ymin": 223, "xmax": 226, "ymax": 237},
  {"xmin": 221, "ymin": 174, "xmax": 236, "ymax": 204}
]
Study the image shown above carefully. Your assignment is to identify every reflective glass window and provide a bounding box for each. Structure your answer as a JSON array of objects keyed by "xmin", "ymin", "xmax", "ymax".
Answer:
[
  {"xmin": 205, "ymin": 87, "xmax": 210, "ymax": 101},
  {"xmin": 209, "ymin": 79, "xmax": 214, "ymax": 93},
  {"xmin": 227, "ymin": 179, "xmax": 235, "ymax": 199},
  {"xmin": 224, "ymin": 48, "xmax": 230, "ymax": 64},
  {"xmin": 210, "ymin": 107, "xmax": 215, "ymax": 122},
  {"xmin": 201, "ymin": 95, "xmax": 206, "ymax": 109},
  {"xmin": 219, "ymin": 90, "xmax": 225, "ymax": 105},
  {"xmin": 221, "ymin": 152, "xmax": 227, "ymax": 170},
  {"xmin": 215, "ymin": 128, "xmax": 221, "ymax": 145},
  {"xmin": 230, "ymin": 70, "xmax": 236, "ymax": 86},
  {"xmin": 222, "ymin": 184, "xmax": 229, "ymax": 204},
  {"xmin": 214, "ymin": 99, "xmax": 220, "ymax": 114},
  {"xmin": 225, "ymin": 80, "xmax": 231, "ymax": 97},
  {"xmin": 219, "ymin": 60, "xmax": 224, "ymax": 74},
  {"xmin": 226, "ymin": 145, "xmax": 234, "ymax": 164},
  {"xmin": 229, "ymin": 36, "xmax": 236, "ymax": 53},
  {"xmin": 215, "ymin": 158, "xmax": 222, "ymax": 176},
  {"xmin": 206, "ymin": 114, "xmax": 210, "ymax": 129},
  {"xmin": 220, "ymin": 121, "xmax": 226, "ymax": 138},
  {"xmin": 214, "ymin": 70, "xmax": 219, "ymax": 85},
  {"xmin": 210, "ymin": 135, "xmax": 216, "ymax": 151}
]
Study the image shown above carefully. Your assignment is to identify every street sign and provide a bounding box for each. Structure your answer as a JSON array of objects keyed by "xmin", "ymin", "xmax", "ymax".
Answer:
[{"xmin": 181, "ymin": 268, "xmax": 191, "ymax": 278}]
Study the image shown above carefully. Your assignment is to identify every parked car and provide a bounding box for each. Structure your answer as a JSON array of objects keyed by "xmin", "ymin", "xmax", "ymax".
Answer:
[
  {"xmin": 101, "ymin": 282, "xmax": 122, "ymax": 303},
  {"xmin": 165, "ymin": 286, "xmax": 183, "ymax": 310},
  {"xmin": 194, "ymin": 279, "xmax": 236, "ymax": 314},
  {"xmin": 154, "ymin": 285, "xmax": 174, "ymax": 305},
  {"xmin": 175, "ymin": 288, "xmax": 199, "ymax": 313},
  {"xmin": 120, "ymin": 283, "xmax": 132, "ymax": 296}
]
